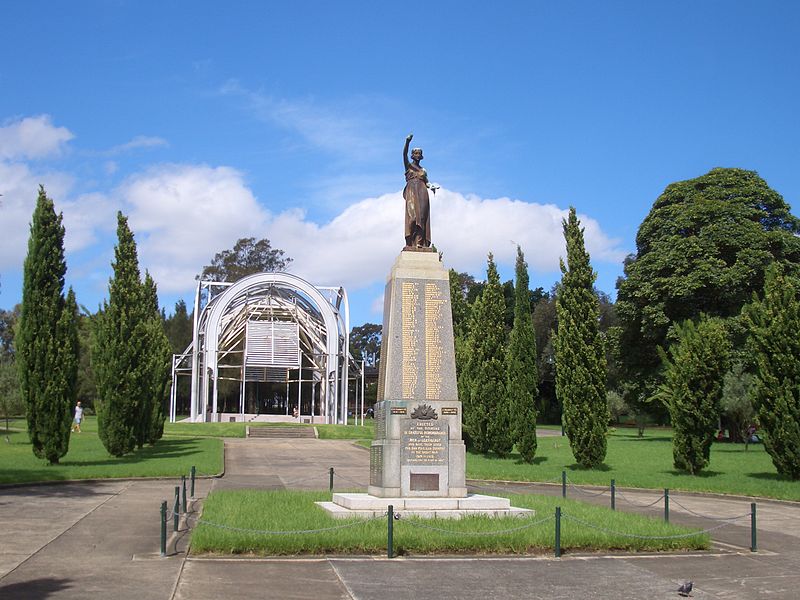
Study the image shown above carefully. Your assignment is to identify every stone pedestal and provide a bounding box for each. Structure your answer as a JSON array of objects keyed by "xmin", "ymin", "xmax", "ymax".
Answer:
[
  {"xmin": 319, "ymin": 250, "xmax": 531, "ymax": 519},
  {"xmin": 368, "ymin": 251, "xmax": 467, "ymax": 498}
]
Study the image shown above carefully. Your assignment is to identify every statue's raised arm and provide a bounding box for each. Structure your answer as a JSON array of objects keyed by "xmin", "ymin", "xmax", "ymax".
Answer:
[{"xmin": 402, "ymin": 134, "xmax": 432, "ymax": 249}]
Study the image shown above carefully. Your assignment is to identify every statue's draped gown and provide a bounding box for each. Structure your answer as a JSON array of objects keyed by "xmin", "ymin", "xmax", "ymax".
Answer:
[{"xmin": 403, "ymin": 162, "xmax": 431, "ymax": 247}]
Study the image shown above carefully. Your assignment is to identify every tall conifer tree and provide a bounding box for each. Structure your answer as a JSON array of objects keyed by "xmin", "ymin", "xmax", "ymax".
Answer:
[
  {"xmin": 657, "ymin": 317, "xmax": 730, "ymax": 474},
  {"xmin": 94, "ymin": 212, "xmax": 147, "ymax": 456},
  {"xmin": 462, "ymin": 254, "xmax": 508, "ymax": 454},
  {"xmin": 506, "ymin": 246, "xmax": 539, "ymax": 462},
  {"xmin": 17, "ymin": 186, "xmax": 79, "ymax": 464},
  {"xmin": 140, "ymin": 272, "xmax": 171, "ymax": 446},
  {"xmin": 555, "ymin": 207, "xmax": 608, "ymax": 468},
  {"xmin": 744, "ymin": 264, "xmax": 800, "ymax": 479}
]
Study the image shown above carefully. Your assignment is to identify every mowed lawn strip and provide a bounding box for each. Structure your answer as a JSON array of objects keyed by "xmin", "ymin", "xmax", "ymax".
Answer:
[
  {"xmin": 190, "ymin": 489, "xmax": 709, "ymax": 555},
  {"xmin": 0, "ymin": 420, "xmax": 222, "ymax": 484},
  {"xmin": 466, "ymin": 428, "xmax": 800, "ymax": 501}
]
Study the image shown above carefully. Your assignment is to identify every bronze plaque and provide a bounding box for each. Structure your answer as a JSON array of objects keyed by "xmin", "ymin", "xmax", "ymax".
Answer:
[
  {"xmin": 391, "ymin": 407, "xmax": 407, "ymax": 415},
  {"xmin": 441, "ymin": 407, "xmax": 458, "ymax": 415},
  {"xmin": 410, "ymin": 473, "xmax": 439, "ymax": 491},
  {"xmin": 401, "ymin": 419, "xmax": 448, "ymax": 465}
]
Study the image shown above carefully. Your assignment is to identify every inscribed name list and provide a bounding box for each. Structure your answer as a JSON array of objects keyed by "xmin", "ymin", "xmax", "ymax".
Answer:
[{"xmin": 400, "ymin": 280, "xmax": 447, "ymax": 400}]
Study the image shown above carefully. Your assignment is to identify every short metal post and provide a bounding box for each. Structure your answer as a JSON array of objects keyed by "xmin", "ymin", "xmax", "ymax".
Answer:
[
  {"xmin": 750, "ymin": 502, "xmax": 757, "ymax": 552},
  {"xmin": 561, "ymin": 471, "xmax": 567, "ymax": 498},
  {"xmin": 160, "ymin": 501, "xmax": 167, "ymax": 557},
  {"xmin": 329, "ymin": 467, "xmax": 335, "ymax": 492},
  {"xmin": 181, "ymin": 475, "xmax": 187, "ymax": 513},
  {"xmin": 555, "ymin": 506, "xmax": 562, "ymax": 558},
  {"xmin": 387, "ymin": 505, "xmax": 394, "ymax": 559},
  {"xmin": 173, "ymin": 486, "xmax": 180, "ymax": 532},
  {"xmin": 664, "ymin": 488, "xmax": 670, "ymax": 523},
  {"xmin": 190, "ymin": 466, "xmax": 196, "ymax": 498},
  {"xmin": 610, "ymin": 479, "xmax": 616, "ymax": 511}
]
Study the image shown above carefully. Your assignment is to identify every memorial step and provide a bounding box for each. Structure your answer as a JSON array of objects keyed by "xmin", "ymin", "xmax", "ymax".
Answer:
[{"xmin": 247, "ymin": 426, "xmax": 317, "ymax": 439}]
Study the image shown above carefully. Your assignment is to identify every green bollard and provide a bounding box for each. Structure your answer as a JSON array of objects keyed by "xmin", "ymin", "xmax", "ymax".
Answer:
[
  {"xmin": 329, "ymin": 467, "xmax": 335, "ymax": 493},
  {"xmin": 181, "ymin": 475, "xmax": 187, "ymax": 513},
  {"xmin": 610, "ymin": 479, "xmax": 616, "ymax": 511},
  {"xmin": 561, "ymin": 471, "xmax": 567, "ymax": 498},
  {"xmin": 664, "ymin": 488, "xmax": 670, "ymax": 523},
  {"xmin": 388, "ymin": 505, "xmax": 394, "ymax": 559},
  {"xmin": 173, "ymin": 486, "xmax": 180, "ymax": 532},
  {"xmin": 555, "ymin": 506, "xmax": 562, "ymax": 558},
  {"xmin": 160, "ymin": 501, "xmax": 167, "ymax": 557},
  {"xmin": 751, "ymin": 502, "xmax": 757, "ymax": 552},
  {"xmin": 190, "ymin": 466, "xmax": 196, "ymax": 498}
]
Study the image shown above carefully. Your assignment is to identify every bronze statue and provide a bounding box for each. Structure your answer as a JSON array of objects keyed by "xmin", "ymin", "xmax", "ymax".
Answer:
[{"xmin": 403, "ymin": 133, "xmax": 436, "ymax": 249}]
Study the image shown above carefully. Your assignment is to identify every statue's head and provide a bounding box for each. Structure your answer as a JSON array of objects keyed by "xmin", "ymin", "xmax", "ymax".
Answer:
[{"xmin": 411, "ymin": 147, "xmax": 423, "ymax": 161}]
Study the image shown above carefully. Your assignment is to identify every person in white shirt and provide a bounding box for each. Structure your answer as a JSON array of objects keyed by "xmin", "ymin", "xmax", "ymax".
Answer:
[{"xmin": 72, "ymin": 401, "xmax": 84, "ymax": 433}]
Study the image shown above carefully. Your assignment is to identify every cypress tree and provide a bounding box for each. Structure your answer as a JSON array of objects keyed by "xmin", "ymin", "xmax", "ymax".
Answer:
[
  {"xmin": 140, "ymin": 272, "xmax": 172, "ymax": 445},
  {"xmin": 450, "ymin": 268, "xmax": 471, "ymax": 407},
  {"xmin": 555, "ymin": 207, "xmax": 608, "ymax": 468},
  {"xmin": 506, "ymin": 246, "xmax": 538, "ymax": 462},
  {"xmin": 94, "ymin": 212, "xmax": 147, "ymax": 456},
  {"xmin": 657, "ymin": 317, "xmax": 731, "ymax": 474},
  {"xmin": 744, "ymin": 264, "xmax": 800, "ymax": 479},
  {"xmin": 17, "ymin": 186, "xmax": 79, "ymax": 464},
  {"xmin": 462, "ymin": 254, "xmax": 508, "ymax": 454}
]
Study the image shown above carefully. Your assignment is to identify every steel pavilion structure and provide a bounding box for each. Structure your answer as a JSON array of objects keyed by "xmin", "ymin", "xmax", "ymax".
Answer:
[{"xmin": 169, "ymin": 272, "xmax": 363, "ymax": 425}]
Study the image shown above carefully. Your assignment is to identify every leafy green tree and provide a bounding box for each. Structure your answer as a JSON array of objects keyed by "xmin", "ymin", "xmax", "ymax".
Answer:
[
  {"xmin": 555, "ymin": 207, "xmax": 608, "ymax": 468},
  {"xmin": 139, "ymin": 273, "xmax": 172, "ymax": 446},
  {"xmin": 199, "ymin": 237, "xmax": 291, "ymax": 282},
  {"xmin": 0, "ymin": 305, "xmax": 20, "ymax": 359},
  {"xmin": 16, "ymin": 186, "xmax": 79, "ymax": 464},
  {"xmin": 450, "ymin": 269, "xmax": 471, "ymax": 408},
  {"xmin": 657, "ymin": 317, "xmax": 731, "ymax": 474},
  {"xmin": 76, "ymin": 309, "xmax": 98, "ymax": 409},
  {"xmin": 506, "ymin": 246, "xmax": 538, "ymax": 462},
  {"xmin": 1, "ymin": 357, "xmax": 24, "ymax": 434},
  {"xmin": 349, "ymin": 323, "xmax": 382, "ymax": 367},
  {"xmin": 616, "ymin": 168, "xmax": 800, "ymax": 406},
  {"xmin": 94, "ymin": 212, "xmax": 148, "ymax": 456},
  {"xmin": 163, "ymin": 300, "xmax": 193, "ymax": 355},
  {"xmin": 532, "ymin": 293, "xmax": 558, "ymax": 422},
  {"xmin": 462, "ymin": 254, "xmax": 508, "ymax": 454},
  {"xmin": 721, "ymin": 362, "xmax": 756, "ymax": 446},
  {"xmin": 744, "ymin": 264, "xmax": 800, "ymax": 479}
]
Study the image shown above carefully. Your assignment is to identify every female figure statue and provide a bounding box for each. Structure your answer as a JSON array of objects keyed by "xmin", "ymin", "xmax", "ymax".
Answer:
[{"xmin": 403, "ymin": 133, "xmax": 433, "ymax": 248}]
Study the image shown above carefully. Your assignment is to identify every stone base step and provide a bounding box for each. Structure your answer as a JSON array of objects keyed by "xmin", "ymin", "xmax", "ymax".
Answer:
[
  {"xmin": 247, "ymin": 426, "xmax": 317, "ymax": 439},
  {"xmin": 316, "ymin": 493, "xmax": 534, "ymax": 519}
]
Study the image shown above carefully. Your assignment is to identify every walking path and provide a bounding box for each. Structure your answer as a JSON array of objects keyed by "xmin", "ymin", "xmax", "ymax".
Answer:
[{"xmin": 1, "ymin": 437, "xmax": 799, "ymax": 599}]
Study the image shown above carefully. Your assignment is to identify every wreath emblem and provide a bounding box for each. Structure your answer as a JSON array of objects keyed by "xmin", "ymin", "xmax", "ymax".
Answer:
[{"xmin": 410, "ymin": 404, "xmax": 438, "ymax": 420}]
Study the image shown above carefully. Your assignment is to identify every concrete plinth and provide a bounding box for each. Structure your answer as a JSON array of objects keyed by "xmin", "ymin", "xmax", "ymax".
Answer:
[{"xmin": 316, "ymin": 493, "xmax": 534, "ymax": 519}]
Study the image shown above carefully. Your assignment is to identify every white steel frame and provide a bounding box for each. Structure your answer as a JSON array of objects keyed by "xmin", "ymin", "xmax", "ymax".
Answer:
[{"xmin": 171, "ymin": 272, "xmax": 354, "ymax": 424}]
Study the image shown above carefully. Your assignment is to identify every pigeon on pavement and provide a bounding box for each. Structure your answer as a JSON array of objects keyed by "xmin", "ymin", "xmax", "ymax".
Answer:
[{"xmin": 678, "ymin": 581, "xmax": 693, "ymax": 597}]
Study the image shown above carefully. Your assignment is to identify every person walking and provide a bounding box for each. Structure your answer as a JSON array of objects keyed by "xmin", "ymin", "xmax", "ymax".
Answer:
[{"xmin": 72, "ymin": 401, "xmax": 83, "ymax": 433}]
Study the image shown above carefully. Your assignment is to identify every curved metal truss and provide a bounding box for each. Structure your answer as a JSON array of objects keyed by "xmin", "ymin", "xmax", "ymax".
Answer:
[{"xmin": 170, "ymin": 272, "xmax": 356, "ymax": 424}]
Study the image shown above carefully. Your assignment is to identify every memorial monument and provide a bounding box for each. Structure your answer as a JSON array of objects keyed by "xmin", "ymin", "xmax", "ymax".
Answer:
[{"xmin": 318, "ymin": 136, "xmax": 531, "ymax": 518}]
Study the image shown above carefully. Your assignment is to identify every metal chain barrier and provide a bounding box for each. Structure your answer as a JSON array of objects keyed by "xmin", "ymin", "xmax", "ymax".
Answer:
[
  {"xmin": 561, "ymin": 511, "xmax": 749, "ymax": 540},
  {"xmin": 185, "ymin": 511, "xmax": 387, "ymax": 536},
  {"xmin": 399, "ymin": 513, "xmax": 553, "ymax": 536},
  {"xmin": 333, "ymin": 472, "xmax": 369, "ymax": 487},
  {"xmin": 615, "ymin": 490, "xmax": 666, "ymax": 508},
  {"xmin": 668, "ymin": 497, "xmax": 755, "ymax": 522}
]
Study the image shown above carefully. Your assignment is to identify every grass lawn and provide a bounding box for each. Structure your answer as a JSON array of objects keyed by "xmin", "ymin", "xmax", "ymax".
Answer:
[
  {"xmin": 0, "ymin": 417, "xmax": 223, "ymax": 484},
  {"xmin": 162, "ymin": 419, "xmax": 374, "ymax": 440},
  {"xmin": 190, "ymin": 489, "xmax": 709, "ymax": 556},
  {"xmin": 467, "ymin": 428, "xmax": 800, "ymax": 501}
]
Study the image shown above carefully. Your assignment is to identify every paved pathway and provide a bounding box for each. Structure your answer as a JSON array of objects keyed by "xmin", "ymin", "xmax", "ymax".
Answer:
[{"xmin": 1, "ymin": 437, "xmax": 799, "ymax": 599}]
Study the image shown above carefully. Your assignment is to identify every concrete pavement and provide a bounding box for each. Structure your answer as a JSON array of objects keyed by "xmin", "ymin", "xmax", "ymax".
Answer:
[{"xmin": 1, "ymin": 437, "xmax": 799, "ymax": 599}]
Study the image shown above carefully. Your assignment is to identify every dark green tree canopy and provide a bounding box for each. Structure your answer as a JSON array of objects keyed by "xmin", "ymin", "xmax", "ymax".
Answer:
[
  {"xmin": 349, "ymin": 323, "xmax": 382, "ymax": 367},
  {"xmin": 199, "ymin": 237, "xmax": 291, "ymax": 282},
  {"xmin": 616, "ymin": 168, "xmax": 800, "ymax": 395}
]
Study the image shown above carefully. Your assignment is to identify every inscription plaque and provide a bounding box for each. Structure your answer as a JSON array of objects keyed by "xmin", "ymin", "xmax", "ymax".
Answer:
[
  {"xmin": 441, "ymin": 407, "xmax": 458, "ymax": 415},
  {"xmin": 370, "ymin": 445, "xmax": 384, "ymax": 486},
  {"xmin": 410, "ymin": 473, "xmax": 439, "ymax": 491},
  {"xmin": 390, "ymin": 407, "xmax": 407, "ymax": 415},
  {"xmin": 375, "ymin": 404, "xmax": 386, "ymax": 438},
  {"xmin": 401, "ymin": 419, "xmax": 448, "ymax": 465}
]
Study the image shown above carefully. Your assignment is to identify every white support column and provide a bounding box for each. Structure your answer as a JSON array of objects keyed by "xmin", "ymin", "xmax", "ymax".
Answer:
[
  {"xmin": 190, "ymin": 281, "xmax": 201, "ymax": 421},
  {"xmin": 170, "ymin": 355, "xmax": 178, "ymax": 423},
  {"xmin": 361, "ymin": 359, "xmax": 366, "ymax": 427}
]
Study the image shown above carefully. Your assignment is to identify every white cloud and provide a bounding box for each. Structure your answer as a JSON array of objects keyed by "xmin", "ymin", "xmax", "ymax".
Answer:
[
  {"xmin": 120, "ymin": 163, "xmax": 271, "ymax": 290},
  {"xmin": 0, "ymin": 115, "xmax": 74, "ymax": 160},
  {"xmin": 0, "ymin": 162, "xmax": 75, "ymax": 270},
  {"xmin": 107, "ymin": 135, "xmax": 168, "ymax": 155}
]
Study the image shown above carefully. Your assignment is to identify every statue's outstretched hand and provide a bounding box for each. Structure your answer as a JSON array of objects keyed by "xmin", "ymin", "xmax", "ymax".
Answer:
[{"xmin": 406, "ymin": 133, "xmax": 413, "ymax": 142}]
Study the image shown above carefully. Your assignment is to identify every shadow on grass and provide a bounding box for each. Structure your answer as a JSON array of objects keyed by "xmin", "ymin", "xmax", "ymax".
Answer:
[
  {"xmin": 616, "ymin": 435, "xmax": 673, "ymax": 443},
  {"xmin": 567, "ymin": 463, "xmax": 611, "ymax": 472},
  {"xmin": 663, "ymin": 469, "xmax": 722, "ymax": 478},
  {"xmin": 747, "ymin": 471, "xmax": 794, "ymax": 482},
  {"xmin": 59, "ymin": 438, "xmax": 199, "ymax": 467},
  {"xmin": 0, "ymin": 577, "xmax": 74, "ymax": 598}
]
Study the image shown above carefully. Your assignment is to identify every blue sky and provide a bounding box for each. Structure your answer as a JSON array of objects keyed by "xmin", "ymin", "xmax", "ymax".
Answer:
[{"xmin": 1, "ymin": 1, "xmax": 799, "ymax": 326}]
